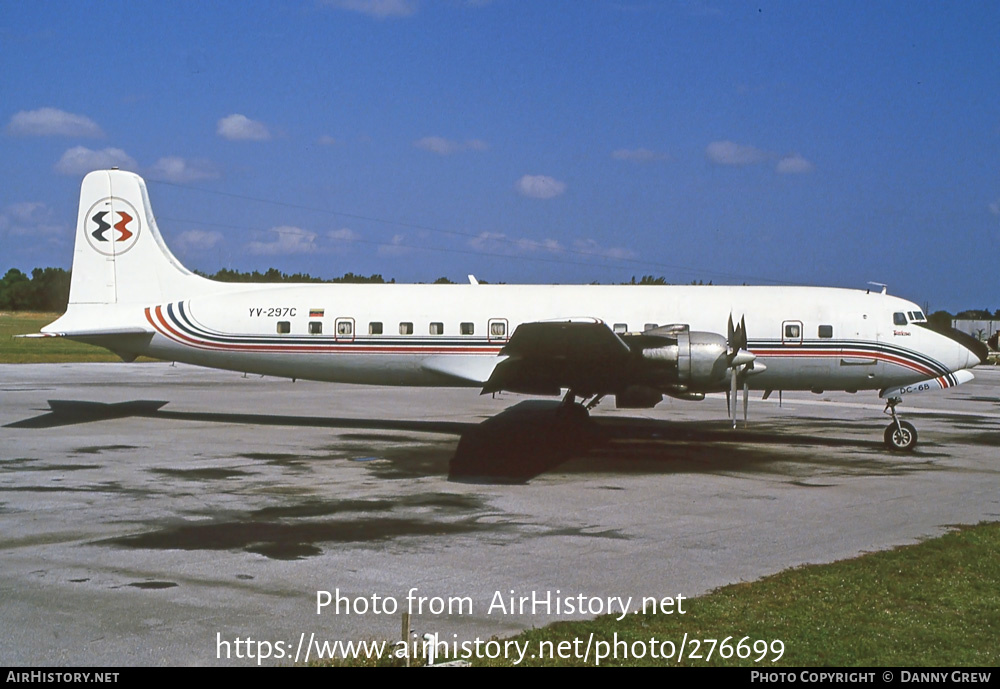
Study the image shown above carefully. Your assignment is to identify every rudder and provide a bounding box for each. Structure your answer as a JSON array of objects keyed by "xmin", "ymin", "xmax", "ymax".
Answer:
[{"xmin": 69, "ymin": 169, "xmax": 208, "ymax": 306}]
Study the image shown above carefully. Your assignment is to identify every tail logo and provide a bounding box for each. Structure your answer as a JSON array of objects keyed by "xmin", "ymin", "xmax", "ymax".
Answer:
[{"xmin": 85, "ymin": 198, "xmax": 141, "ymax": 256}]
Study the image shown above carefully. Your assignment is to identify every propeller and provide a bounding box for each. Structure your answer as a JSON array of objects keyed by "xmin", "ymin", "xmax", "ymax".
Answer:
[{"xmin": 726, "ymin": 314, "xmax": 755, "ymax": 428}]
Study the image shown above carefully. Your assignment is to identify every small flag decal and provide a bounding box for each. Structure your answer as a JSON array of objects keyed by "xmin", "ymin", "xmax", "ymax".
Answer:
[{"xmin": 309, "ymin": 308, "xmax": 325, "ymax": 318}]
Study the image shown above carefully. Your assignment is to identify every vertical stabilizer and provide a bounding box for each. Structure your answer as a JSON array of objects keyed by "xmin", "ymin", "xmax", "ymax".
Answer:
[{"xmin": 68, "ymin": 169, "xmax": 209, "ymax": 306}]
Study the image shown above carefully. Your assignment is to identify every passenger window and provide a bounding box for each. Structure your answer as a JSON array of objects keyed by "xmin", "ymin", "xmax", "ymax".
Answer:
[
  {"xmin": 277, "ymin": 321, "xmax": 291, "ymax": 334},
  {"xmin": 399, "ymin": 322, "xmax": 413, "ymax": 335},
  {"xmin": 490, "ymin": 322, "xmax": 506, "ymax": 337},
  {"xmin": 460, "ymin": 322, "xmax": 474, "ymax": 335},
  {"xmin": 337, "ymin": 321, "xmax": 353, "ymax": 336},
  {"xmin": 893, "ymin": 312, "xmax": 907, "ymax": 326},
  {"xmin": 784, "ymin": 323, "xmax": 801, "ymax": 338},
  {"xmin": 429, "ymin": 322, "xmax": 444, "ymax": 335},
  {"xmin": 818, "ymin": 325, "xmax": 833, "ymax": 338},
  {"xmin": 613, "ymin": 323, "xmax": 627, "ymax": 334},
  {"xmin": 369, "ymin": 322, "xmax": 383, "ymax": 335},
  {"xmin": 308, "ymin": 321, "xmax": 323, "ymax": 335}
]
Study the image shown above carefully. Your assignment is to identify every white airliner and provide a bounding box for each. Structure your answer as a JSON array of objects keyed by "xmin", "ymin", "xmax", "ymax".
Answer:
[{"xmin": 35, "ymin": 169, "xmax": 987, "ymax": 451}]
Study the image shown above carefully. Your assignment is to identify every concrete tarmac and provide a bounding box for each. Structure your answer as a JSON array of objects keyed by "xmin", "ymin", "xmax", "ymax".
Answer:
[{"xmin": 2, "ymin": 362, "xmax": 998, "ymax": 665}]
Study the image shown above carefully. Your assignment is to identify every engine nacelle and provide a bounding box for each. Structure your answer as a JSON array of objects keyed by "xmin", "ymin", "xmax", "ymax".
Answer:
[
  {"xmin": 634, "ymin": 325, "xmax": 730, "ymax": 390},
  {"xmin": 615, "ymin": 385, "xmax": 664, "ymax": 408}
]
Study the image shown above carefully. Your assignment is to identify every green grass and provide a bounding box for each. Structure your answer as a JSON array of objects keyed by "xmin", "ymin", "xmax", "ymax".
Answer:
[
  {"xmin": 0, "ymin": 311, "xmax": 129, "ymax": 363},
  {"xmin": 331, "ymin": 522, "xmax": 1000, "ymax": 667},
  {"xmin": 495, "ymin": 522, "xmax": 1000, "ymax": 666}
]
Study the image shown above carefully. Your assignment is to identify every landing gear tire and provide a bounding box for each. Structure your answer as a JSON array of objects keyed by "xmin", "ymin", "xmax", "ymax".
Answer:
[
  {"xmin": 556, "ymin": 401, "xmax": 590, "ymax": 423},
  {"xmin": 884, "ymin": 421, "xmax": 917, "ymax": 452}
]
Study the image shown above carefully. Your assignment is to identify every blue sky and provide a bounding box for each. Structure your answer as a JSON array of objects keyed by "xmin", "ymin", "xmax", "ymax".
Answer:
[{"xmin": 1, "ymin": 0, "xmax": 997, "ymax": 311}]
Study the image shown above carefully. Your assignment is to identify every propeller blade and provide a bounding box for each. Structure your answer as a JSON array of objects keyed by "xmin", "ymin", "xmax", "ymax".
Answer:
[
  {"xmin": 730, "ymin": 367, "xmax": 737, "ymax": 428},
  {"xmin": 742, "ymin": 378, "xmax": 749, "ymax": 424},
  {"xmin": 725, "ymin": 314, "xmax": 749, "ymax": 429}
]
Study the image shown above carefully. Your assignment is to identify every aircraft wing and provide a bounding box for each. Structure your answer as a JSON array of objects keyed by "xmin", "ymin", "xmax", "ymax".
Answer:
[{"xmin": 482, "ymin": 320, "xmax": 632, "ymax": 396}]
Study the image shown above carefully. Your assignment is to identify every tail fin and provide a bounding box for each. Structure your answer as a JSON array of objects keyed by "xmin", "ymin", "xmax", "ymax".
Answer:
[{"xmin": 67, "ymin": 169, "xmax": 209, "ymax": 305}]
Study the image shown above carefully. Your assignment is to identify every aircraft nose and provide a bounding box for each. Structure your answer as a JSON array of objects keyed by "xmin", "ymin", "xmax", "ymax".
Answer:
[
  {"xmin": 954, "ymin": 328, "xmax": 989, "ymax": 367},
  {"xmin": 917, "ymin": 321, "xmax": 988, "ymax": 369},
  {"xmin": 947, "ymin": 328, "xmax": 989, "ymax": 368}
]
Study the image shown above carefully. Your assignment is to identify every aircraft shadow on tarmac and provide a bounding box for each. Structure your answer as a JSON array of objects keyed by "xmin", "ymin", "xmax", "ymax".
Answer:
[{"xmin": 5, "ymin": 398, "xmax": 910, "ymax": 484}]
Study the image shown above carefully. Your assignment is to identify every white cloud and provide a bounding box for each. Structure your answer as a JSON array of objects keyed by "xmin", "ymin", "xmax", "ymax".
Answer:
[
  {"xmin": 776, "ymin": 153, "xmax": 814, "ymax": 174},
  {"xmin": 6, "ymin": 107, "xmax": 103, "ymax": 138},
  {"xmin": 467, "ymin": 231, "xmax": 634, "ymax": 262},
  {"xmin": 469, "ymin": 231, "xmax": 508, "ymax": 250},
  {"xmin": 328, "ymin": 228, "xmax": 359, "ymax": 242},
  {"xmin": 989, "ymin": 200, "xmax": 1000, "ymax": 217},
  {"xmin": 469, "ymin": 231, "xmax": 562, "ymax": 254},
  {"xmin": 378, "ymin": 233, "xmax": 409, "ymax": 256},
  {"xmin": 516, "ymin": 237, "xmax": 563, "ymax": 253},
  {"xmin": 147, "ymin": 156, "xmax": 219, "ymax": 182},
  {"xmin": 54, "ymin": 146, "xmax": 137, "ymax": 175},
  {"xmin": 0, "ymin": 202, "xmax": 64, "ymax": 237},
  {"xmin": 176, "ymin": 230, "xmax": 224, "ymax": 252},
  {"xmin": 324, "ymin": 0, "xmax": 417, "ymax": 18},
  {"xmin": 572, "ymin": 238, "xmax": 636, "ymax": 260},
  {"xmin": 5, "ymin": 202, "xmax": 46, "ymax": 224},
  {"xmin": 217, "ymin": 114, "xmax": 271, "ymax": 141},
  {"xmin": 515, "ymin": 174, "xmax": 567, "ymax": 199},
  {"xmin": 247, "ymin": 226, "xmax": 317, "ymax": 255},
  {"xmin": 414, "ymin": 136, "xmax": 488, "ymax": 155},
  {"xmin": 705, "ymin": 140, "xmax": 771, "ymax": 166},
  {"xmin": 611, "ymin": 148, "xmax": 669, "ymax": 163}
]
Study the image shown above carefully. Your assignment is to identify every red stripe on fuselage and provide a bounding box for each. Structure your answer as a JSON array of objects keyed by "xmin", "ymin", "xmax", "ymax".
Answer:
[
  {"xmin": 147, "ymin": 305, "xmax": 504, "ymax": 355},
  {"xmin": 750, "ymin": 347, "xmax": 937, "ymax": 378},
  {"xmin": 147, "ymin": 306, "xmax": 937, "ymax": 375}
]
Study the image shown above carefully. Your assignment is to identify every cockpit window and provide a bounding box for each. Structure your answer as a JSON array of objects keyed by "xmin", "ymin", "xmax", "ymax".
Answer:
[
  {"xmin": 893, "ymin": 312, "xmax": 907, "ymax": 326},
  {"xmin": 913, "ymin": 311, "xmax": 925, "ymax": 321}
]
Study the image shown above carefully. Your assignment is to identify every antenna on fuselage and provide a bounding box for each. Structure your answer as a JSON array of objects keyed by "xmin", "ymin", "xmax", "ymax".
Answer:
[{"xmin": 867, "ymin": 281, "xmax": 888, "ymax": 294}]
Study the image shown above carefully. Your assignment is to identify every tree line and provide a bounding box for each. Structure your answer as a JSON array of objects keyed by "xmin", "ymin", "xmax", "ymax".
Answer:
[
  {"xmin": 0, "ymin": 268, "xmax": 71, "ymax": 311},
  {"xmin": 2, "ymin": 266, "xmax": 997, "ymax": 321},
  {"xmin": 0, "ymin": 267, "xmax": 438, "ymax": 311}
]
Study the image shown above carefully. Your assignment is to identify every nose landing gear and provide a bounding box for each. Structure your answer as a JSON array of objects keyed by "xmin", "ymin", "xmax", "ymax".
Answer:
[{"xmin": 883, "ymin": 397, "xmax": 917, "ymax": 451}]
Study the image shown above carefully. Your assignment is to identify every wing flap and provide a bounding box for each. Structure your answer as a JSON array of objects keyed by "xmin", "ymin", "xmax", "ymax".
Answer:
[
  {"xmin": 421, "ymin": 355, "xmax": 505, "ymax": 385},
  {"xmin": 482, "ymin": 320, "xmax": 631, "ymax": 395}
]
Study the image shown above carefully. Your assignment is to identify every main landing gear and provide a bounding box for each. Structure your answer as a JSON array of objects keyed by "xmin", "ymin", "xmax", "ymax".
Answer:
[
  {"xmin": 556, "ymin": 389, "xmax": 599, "ymax": 422},
  {"xmin": 883, "ymin": 397, "xmax": 917, "ymax": 451}
]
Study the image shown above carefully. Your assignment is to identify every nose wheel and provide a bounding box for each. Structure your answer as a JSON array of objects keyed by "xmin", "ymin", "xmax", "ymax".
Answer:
[{"xmin": 883, "ymin": 397, "xmax": 917, "ymax": 451}]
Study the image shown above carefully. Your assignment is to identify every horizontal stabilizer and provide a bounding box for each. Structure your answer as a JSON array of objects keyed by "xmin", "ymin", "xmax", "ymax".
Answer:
[
  {"xmin": 20, "ymin": 325, "xmax": 153, "ymax": 362},
  {"xmin": 18, "ymin": 326, "xmax": 152, "ymax": 339}
]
